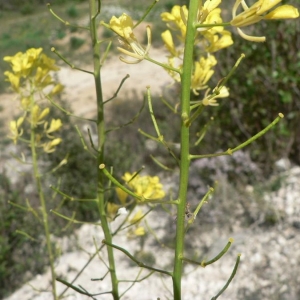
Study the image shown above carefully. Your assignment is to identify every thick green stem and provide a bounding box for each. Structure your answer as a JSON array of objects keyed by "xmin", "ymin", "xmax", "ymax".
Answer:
[
  {"xmin": 89, "ymin": 1, "xmax": 119, "ymax": 299},
  {"xmin": 29, "ymin": 90, "xmax": 57, "ymax": 300},
  {"xmin": 172, "ymin": 1, "xmax": 198, "ymax": 299}
]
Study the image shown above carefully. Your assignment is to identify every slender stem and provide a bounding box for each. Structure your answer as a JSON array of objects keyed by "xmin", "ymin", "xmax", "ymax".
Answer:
[
  {"xmin": 231, "ymin": 113, "xmax": 284, "ymax": 152},
  {"xmin": 51, "ymin": 47, "xmax": 94, "ymax": 74},
  {"xmin": 102, "ymin": 240, "xmax": 173, "ymax": 276},
  {"xmin": 211, "ymin": 254, "xmax": 241, "ymax": 300},
  {"xmin": 89, "ymin": 1, "xmax": 119, "ymax": 299},
  {"xmin": 29, "ymin": 88, "xmax": 57, "ymax": 299},
  {"xmin": 145, "ymin": 55, "xmax": 181, "ymax": 73},
  {"xmin": 133, "ymin": 0, "xmax": 159, "ymax": 28},
  {"xmin": 173, "ymin": 1, "xmax": 199, "ymax": 299},
  {"xmin": 202, "ymin": 238, "xmax": 233, "ymax": 267}
]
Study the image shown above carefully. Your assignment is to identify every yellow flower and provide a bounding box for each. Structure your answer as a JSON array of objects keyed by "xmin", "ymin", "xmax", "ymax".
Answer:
[
  {"xmin": 42, "ymin": 138, "xmax": 62, "ymax": 153},
  {"xmin": 191, "ymin": 55, "xmax": 217, "ymax": 95},
  {"xmin": 107, "ymin": 202, "xmax": 121, "ymax": 221},
  {"xmin": 45, "ymin": 119, "xmax": 63, "ymax": 134},
  {"xmin": 115, "ymin": 187, "xmax": 128, "ymax": 205},
  {"xmin": 231, "ymin": 0, "xmax": 299, "ymax": 42},
  {"xmin": 203, "ymin": 30, "xmax": 234, "ymax": 53},
  {"xmin": 31, "ymin": 105, "xmax": 50, "ymax": 126},
  {"xmin": 129, "ymin": 210, "xmax": 144, "ymax": 225},
  {"xmin": 165, "ymin": 57, "xmax": 181, "ymax": 83},
  {"xmin": 127, "ymin": 226, "xmax": 146, "ymax": 238},
  {"xmin": 161, "ymin": 30, "xmax": 178, "ymax": 57},
  {"xmin": 8, "ymin": 117, "xmax": 24, "ymax": 144},
  {"xmin": 21, "ymin": 97, "xmax": 31, "ymax": 111},
  {"xmin": 49, "ymin": 84, "xmax": 64, "ymax": 96},
  {"xmin": 202, "ymin": 86, "xmax": 229, "ymax": 106},
  {"xmin": 3, "ymin": 48, "xmax": 43, "ymax": 77},
  {"xmin": 3, "ymin": 48, "xmax": 60, "ymax": 93},
  {"xmin": 109, "ymin": 13, "xmax": 151, "ymax": 64},
  {"xmin": 122, "ymin": 172, "xmax": 165, "ymax": 201},
  {"xmin": 133, "ymin": 227, "xmax": 145, "ymax": 236},
  {"xmin": 197, "ymin": 0, "xmax": 222, "ymax": 28},
  {"xmin": 161, "ymin": 5, "xmax": 188, "ymax": 40},
  {"xmin": 39, "ymin": 53, "xmax": 59, "ymax": 72},
  {"xmin": 3, "ymin": 71, "xmax": 20, "ymax": 92},
  {"xmin": 127, "ymin": 210, "xmax": 146, "ymax": 237}
]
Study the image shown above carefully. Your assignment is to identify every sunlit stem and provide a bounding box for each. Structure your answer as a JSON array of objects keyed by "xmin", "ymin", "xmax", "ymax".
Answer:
[
  {"xmin": 104, "ymin": 74, "xmax": 130, "ymax": 104},
  {"xmin": 59, "ymin": 247, "xmax": 104, "ymax": 297},
  {"xmin": 57, "ymin": 277, "xmax": 111, "ymax": 297},
  {"xmin": 173, "ymin": 0, "xmax": 199, "ymax": 299},
  {"xmin": 51, "ymin": 48, "xmax": 93, "ymax": 74},
  {"xmin": 211, "ymin": 254, "xmax": 241, "ymax": 300},
  {"xmin": 51, "ymin": 209, "xmax": 101, "ymax": 225},
  {"xmin": 15, "ymin": 230, "xmax": 37, "ymax": 242},
  {"xmin": 46, "ymin": 94, "xmax": 96, "ymax": 122},
  {"xmin": 29, "ymin": 85, "xmax": 58, "ymax": 299},
  {"xmin": 231, "ymin": 113, "xmax": 284, "ymax": 152},
  {"xmin": 185, "ymin": 187, "xmax": 214, "ymax": 233},
  {"xmin": 147, "ymin": 86, "xmax": 162, "ymax": 137},
  {"xmin": 47, "ymin": 3, "xmax": 90, "ymax": 30},
  {"xmin": 100, "ymin": 40, "xmax": 112, "ymax": 65},
  {"xmin": 88, "ymin": 0, "xmax": 119, "ymax": 299},
  {"xmin": 145, "ymin": 55, "xmax": 181, "ymax": 74},
  {"xmin": 217, "ymin": 53, "xmax": 245, "ymax": 91},
  {"xmin": 190, "ymin": 113, "xmax": 284, "ymax": 160},
  {"xmin": 184, "ymin": 105, "xmax": 204, "ymax": 127},
  {"xmin": 102, "ymin": 240, "xmax": 173, "ymax": 276},
  {"xmin": 194, "ymin": 117, "xmax": 214, "ymax": 146},
  {"xmin": 134, "ymin": 0, "xmax": 159, "ymax": 28},
  {"xmin": 181, "ymin": 238, "xmax": 234, "ymax": 267},
  {"xmin": 201, "ymin": 238, "xmax": 234, "ymax": 267}
]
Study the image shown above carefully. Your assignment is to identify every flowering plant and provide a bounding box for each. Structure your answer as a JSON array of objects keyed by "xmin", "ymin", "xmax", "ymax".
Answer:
[{"xmin": 4, "ymin": 0, "xmax": 298, "ymax": 299}]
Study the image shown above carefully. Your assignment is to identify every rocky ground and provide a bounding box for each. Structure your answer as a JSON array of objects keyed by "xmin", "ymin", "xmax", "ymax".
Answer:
[{"xmin": 4, "ymin": 164, "xmax": 300, "ymax": 300}]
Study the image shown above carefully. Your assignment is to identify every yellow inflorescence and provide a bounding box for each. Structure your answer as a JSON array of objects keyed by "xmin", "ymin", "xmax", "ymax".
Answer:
[{"xmin": 3, "ymin": 48, "xmax": 64, "ymax": 152}]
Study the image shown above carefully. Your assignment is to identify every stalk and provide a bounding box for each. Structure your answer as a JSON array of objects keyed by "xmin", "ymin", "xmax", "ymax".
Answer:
[
  {"xmin": 29, "ymin": 88, "xmax": 58, "ymax": 300},
  {"xmin": 89, "ymin": 1, "xmax": 119, "ymax": 299},
  {"xmin": 172, "ymin": 0, "xmax": 198, "ymax": 299}
]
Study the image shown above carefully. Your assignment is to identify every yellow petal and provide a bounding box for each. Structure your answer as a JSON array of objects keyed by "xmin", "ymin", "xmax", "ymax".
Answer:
[
  {"xmin": 129, "ymin": 210, "xmax": 143, "ymax": 224},
  {"xmin": 264, "ymin": 5, "xmax": 299, "ymax": 19},
  {"xmin": 256, "ymin": 0, "xmax": 282, "ymax": 15},
  {"xmin": 38, "ymin": 107, "xmax": 50, "ymax": 121},
  {"xmin": 116, "ymin": 187, "xmax": 128, "ymax": 205},
  {"xmin": 134, "ymin": 227, "xmax": 145, "ymax": 236},
  {"xmin": 203, "ymin": 0, "xmax": 221, "ymax": 11},
  {"xmin": 50, "ymin": 84, "xmax": 64, "ymax": 95},
  {"xmin": 161, "ymin": 30, "xmax": 177, "ymax": 56},
  {"xmin": 109, "ymin": 13, "xmax": 134, "ymax": 38},
  {"xmin": 47, "ymin": 119, "xmax": 63, "ymax": 134}
]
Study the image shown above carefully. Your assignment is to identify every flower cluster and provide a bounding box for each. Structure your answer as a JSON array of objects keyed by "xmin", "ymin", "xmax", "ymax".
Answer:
[
  {"xmin": 127, "ymin": 209, "xmax": 146, "ymax": 238},
  {"xmin": 3, "ymin": 48, "xmax": 63, "ymax": 152},
  {"xmin": 161, "ymin": 2, "xmax": 232, "ymax": 104},
  {"xmin": 106, "ymin": 172, "xmax": 165, "ymax": 236},
  {"xmin": 231, "ymin": 0, "xmax": 299, "ymax": 42},
  {"xmin": 122, "ymin": 172, "xmax": 165, "ymax": 201},
  {"xmin": 107, "ymin": 13, "xmax": 151, "ymax": 64}
]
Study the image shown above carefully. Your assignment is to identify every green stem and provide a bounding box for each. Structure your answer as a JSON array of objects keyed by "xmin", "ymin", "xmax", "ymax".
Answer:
[
  {"xmin": 89, "ymin": 1, "xmax": 119, "ymax": 299},
  {"xmin": 211, "ymin": 254, "xmax": 241, "ymax": 300},
  {"xmin": 29, "ymin": 90, "xmax": 57, "ymax": 299},
  {"xmin": 173, "ymin": 1, "xmax": 199, "ymax": 299},
  {"xmin": 102, "ymin": 240, "xmax": 172, "ymax": 276}
]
